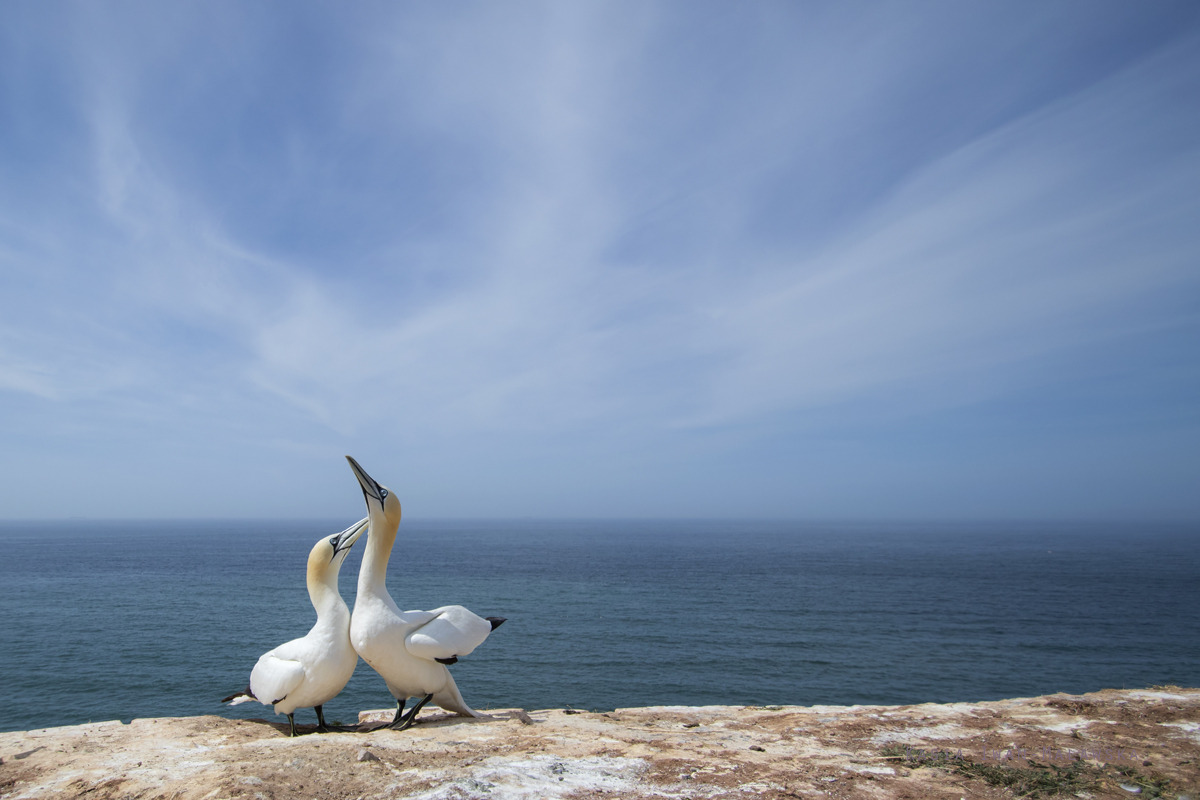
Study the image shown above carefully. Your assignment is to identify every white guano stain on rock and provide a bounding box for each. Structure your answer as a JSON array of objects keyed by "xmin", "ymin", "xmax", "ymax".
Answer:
[
  {"xmin": 404, "ymin": 755, "xmax": 645, "ymax": 800},
  {"xmin": 1, "ymin": 689, "xmax": 1197, "ymax": 799}
]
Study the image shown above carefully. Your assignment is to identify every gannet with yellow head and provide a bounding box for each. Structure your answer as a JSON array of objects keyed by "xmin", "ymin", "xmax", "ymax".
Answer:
[
  {"xmin": 346, "ymin": 456, "xmax": 506, "ymax": 730},
  {"xmin": 222, "ymin": 518, "xmax": 368, "ymax": 736}
]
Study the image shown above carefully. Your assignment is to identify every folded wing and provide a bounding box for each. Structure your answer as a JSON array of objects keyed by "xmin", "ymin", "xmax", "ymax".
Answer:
[
  {"xmin": 250, "ymin": 653, "xmax": 306, "ymax": 706},
  {"xmin": 405, "ymin": 605, "xmax": 494, "ymax": 662}
]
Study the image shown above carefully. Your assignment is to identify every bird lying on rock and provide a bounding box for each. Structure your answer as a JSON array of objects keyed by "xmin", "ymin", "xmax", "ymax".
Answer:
[
  {"xmin": 346, "ymin": 456, "xmax": 506, "ymax": 730},
  {"xmin": 222, "ymin": 519, "xmax": 367, "ymax": 736}
]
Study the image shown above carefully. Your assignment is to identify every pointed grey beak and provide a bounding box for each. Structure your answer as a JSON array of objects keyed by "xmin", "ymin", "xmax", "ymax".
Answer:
[
  {"xmin": 331, "ymin": 517, "xmax": 368, "ymax": 558},
  {"xmin": 346, "ymin": 455, "xmax": 387, "ymax": 510}
]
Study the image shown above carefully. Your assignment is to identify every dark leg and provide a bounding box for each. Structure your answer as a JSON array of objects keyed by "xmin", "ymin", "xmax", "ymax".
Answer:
[
  {"xmin": 315, "ymin": 704, "xmax": 357, "ymax": 733},
  {"xmin": 389, "ymin": 694, "xmax": 433, "ymax": 731},
  {"xmin": 287, "ymin": 713, "xmax": 298, "ymax": 737},
  {"xmin": 391, "ymin": 697, "xmax": 406, "ymax": 726}
]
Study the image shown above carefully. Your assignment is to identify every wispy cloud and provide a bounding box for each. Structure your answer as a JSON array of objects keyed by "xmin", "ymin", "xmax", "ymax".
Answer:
[
  {"xmin": 0, "ymin": 2, "xmax": 1197, "ymax": 517},
  {"xmin": 237, "ymin": 21, "xmax": 1200, "ymax": 437}
]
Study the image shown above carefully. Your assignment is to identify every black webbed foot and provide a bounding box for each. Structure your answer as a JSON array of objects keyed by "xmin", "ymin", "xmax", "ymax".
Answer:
[
  {"xmin": 314, "ymin": 704, "xmax": 359, "ymax": 733},
  {"xmin": 389, "ymin": 694, "xmax": 433, "ymax": 731}
]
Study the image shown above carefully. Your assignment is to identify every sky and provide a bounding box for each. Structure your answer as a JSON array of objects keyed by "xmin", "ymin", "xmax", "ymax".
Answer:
[{"xmin": 1, "ymin": 2, "xmax": 1198, "ymax": 521}]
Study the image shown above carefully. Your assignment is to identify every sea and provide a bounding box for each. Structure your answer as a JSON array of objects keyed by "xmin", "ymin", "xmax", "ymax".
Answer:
[{"xmin": 1, "ymin": 519, "xmax": 1198, "ymax": 734}]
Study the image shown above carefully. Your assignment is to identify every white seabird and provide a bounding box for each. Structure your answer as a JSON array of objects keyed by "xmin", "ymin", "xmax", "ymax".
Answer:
[
  {"xmin": 346, "ymin": 455, "xmax": 506, "ymax": 730},
  {"xmin": 222, "ymin": 518, "xmax": 368, "ymax": 736}
]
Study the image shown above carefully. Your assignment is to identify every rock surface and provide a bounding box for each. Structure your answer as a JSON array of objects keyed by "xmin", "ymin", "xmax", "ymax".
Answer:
[{"xmin": 2, "ymin": 688, "xmax": 1197, "ymax": 799}]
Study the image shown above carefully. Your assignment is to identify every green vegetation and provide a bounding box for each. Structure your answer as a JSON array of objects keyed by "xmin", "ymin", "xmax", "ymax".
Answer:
[
  {"xmin": 879, "ymin": 744, "xmax": 1178, "ymax": 799},
  {"xmin": 1110, "ymin": 764, "xmax": 1175, "ymax": 798}
]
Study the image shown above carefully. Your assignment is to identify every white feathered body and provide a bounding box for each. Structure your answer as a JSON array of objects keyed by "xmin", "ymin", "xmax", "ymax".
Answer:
[
  {"xmin": 229, "ymin": 523, "xmax": 366, "ymax": 719},
  {"xmin": 351, "ymin": 585, "xmax": 493, "ymax": 716},
  {"xmin": 351, "ymin": 481, "xmax": 494, "ymax": 717},
  {"xmin": 250, "ymin": 604, "xmax": 359, "ymax": 716}
]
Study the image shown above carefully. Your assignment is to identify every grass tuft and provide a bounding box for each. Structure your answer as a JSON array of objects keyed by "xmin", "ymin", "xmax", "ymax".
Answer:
[{"xmin": 879, "ymin": 744, "xmax": 1177, "ymax": 799}]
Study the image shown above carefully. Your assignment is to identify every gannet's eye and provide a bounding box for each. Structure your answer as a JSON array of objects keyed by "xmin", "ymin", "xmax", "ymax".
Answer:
[
  {"xmin": 380, "ymin": 488, "xmax": 388, "ymax": 500},
  {"xmin": 329, "ymin": 535, "xmax": 339, "ymax": 548}
]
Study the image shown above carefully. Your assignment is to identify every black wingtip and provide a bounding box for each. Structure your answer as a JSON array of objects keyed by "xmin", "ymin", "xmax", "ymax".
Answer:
[
  {"xmin": 435, "ymin": 656, "xmax": 458, "ymax": 665},
  {"xmin": 486, "ymin": 616, "xmax": 507, "ymax": 631}
]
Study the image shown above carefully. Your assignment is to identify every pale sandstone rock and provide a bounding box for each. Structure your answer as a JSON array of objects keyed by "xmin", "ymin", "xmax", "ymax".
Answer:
[{"xmin": 1, "ymin": 688, "xmax": 1196, "ymax": 799}]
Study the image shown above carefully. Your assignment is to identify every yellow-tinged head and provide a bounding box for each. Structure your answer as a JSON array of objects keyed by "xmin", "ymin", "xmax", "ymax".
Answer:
[
  {"xmin": 345, "ymin": 455, "xmax": 401, "ymax": 535},
  {"xmin": 305, "ymin": 517, "xmax": 368, "ymax": 587}
]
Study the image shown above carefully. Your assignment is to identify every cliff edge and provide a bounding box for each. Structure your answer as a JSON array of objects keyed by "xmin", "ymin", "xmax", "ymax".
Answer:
[{"xmin": 2, "ymin": 688, "xmax": 1197, "ymax": 799}]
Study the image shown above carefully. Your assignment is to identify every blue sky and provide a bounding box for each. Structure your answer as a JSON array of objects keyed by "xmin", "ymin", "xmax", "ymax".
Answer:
[{"xmin": 1, "ymin": 2, "xmax": 1198, "ymax": 520}]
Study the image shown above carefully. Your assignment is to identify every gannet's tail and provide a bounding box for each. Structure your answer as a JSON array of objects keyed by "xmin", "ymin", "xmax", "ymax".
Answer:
[
  {"xmin": 221, "ymin": 685, "xmax": 256, "ymax": 705},
  {"xmin": 432, "ymin": 672, "xmax": 490, "ymax": 719}
]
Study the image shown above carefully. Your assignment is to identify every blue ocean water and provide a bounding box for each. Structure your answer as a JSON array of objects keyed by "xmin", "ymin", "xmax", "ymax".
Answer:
[{"xmin": 0, "ymin": 520, "xmax": 1197, "ymax": 734}]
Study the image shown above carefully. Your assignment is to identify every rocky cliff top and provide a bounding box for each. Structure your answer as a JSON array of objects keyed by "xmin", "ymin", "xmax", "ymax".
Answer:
[{"xmin": 2, "ymin": 688, "xmax": 1197, "ymax": 799}]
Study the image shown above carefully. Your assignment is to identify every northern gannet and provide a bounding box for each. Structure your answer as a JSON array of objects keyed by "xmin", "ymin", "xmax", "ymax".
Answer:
[
  {"xmin": 222, "ymin": 518, "xmax": 368, "ymax": 736},
  {"xmin": 346, "ymin": 456, "xmax": 506, "ymax": 730}
]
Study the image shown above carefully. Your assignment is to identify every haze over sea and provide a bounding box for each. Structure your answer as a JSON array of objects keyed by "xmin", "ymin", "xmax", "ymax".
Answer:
[{"xmin": 2, "ymin": 519, "xmax": 1197, "ymax": 734}]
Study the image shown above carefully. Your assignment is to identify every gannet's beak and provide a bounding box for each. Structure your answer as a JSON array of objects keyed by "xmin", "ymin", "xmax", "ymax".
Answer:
[
  {"xmin": 346, "ymin": 455, "xmax": 387, "ymax": 511},
  {"xmin": 330, "ymin": 517, "xmax": 368, "ymax": 559}
]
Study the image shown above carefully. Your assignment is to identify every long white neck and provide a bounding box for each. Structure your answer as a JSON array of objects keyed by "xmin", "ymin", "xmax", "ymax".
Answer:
[
  {"xmin": 308, "ymin": 569, "xmax": 349, "ymax": 627},
  {"xmin": 358, "ymin": 511, "xmax": 397, "ymax": 601}
]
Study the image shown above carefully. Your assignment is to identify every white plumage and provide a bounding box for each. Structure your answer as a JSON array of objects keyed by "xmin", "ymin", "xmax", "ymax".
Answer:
[
  {"xmin": 346, "ymin": 456, "xmax": 505, "ymax": 730},
  {"xmin": 223, "ymin": 518, "xmax": 367, "ymax": 736},
  {"xmin": 404, "ymin": 606, "xmax": 494, "ymax": 661}
]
